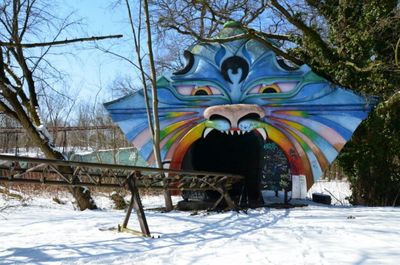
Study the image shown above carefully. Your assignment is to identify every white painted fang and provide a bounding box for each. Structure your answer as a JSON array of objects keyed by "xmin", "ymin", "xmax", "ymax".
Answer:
[
  {"xmin": 256, "ymin": 128, "xmax": 267, "ymax": 140},
  {"xmin": 203, "ymin": 128, "xmax": 214, "ymax": 138}
]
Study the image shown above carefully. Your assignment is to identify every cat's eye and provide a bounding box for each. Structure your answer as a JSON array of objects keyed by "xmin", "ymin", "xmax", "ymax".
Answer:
[
  {"xmin": 176, "ymin": 85, "xmax": 222, "ymax": 96},
  {"xmin": 248, "ymin": 82, "xmax": 298, "ymax": 95},
  {"xmin": 259, "ymin": 84, "xmax": 280, "ymax": 94},
  {"xmin": 192, "ymin": 86, "xmax": 212, "ymax": 96}
]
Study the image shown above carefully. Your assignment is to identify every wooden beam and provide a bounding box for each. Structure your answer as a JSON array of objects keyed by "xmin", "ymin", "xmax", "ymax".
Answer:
[
  {"xmin": 0, "ymin": 125, "xmax": 117, "ymax": 133},
  {"xmin": 0, "ymin": 154, "xmax": 243, "ymax": 237}
]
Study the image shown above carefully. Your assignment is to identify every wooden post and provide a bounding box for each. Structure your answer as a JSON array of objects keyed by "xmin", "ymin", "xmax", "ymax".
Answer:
[
  {"xmin": 131, "ymin": 174, "xmax": 150, "ymax": 237},
  {"xmin": 15, "ymin": 133, "xmax": 18, "ymax": 156},
  {"xmin": 62, "ymin": 130, "xmax": 67, "ymax": 154},
  {"xmin": 121, "ymin": 172, "xmax": 150, "ymax": 237},
  {"xmin": 163, "ymin": 180, "xmax": 173, "ymax": 212},
  {"xmin": 122, "ymin": 187, "xmax": 135, "ymax": 229},
  {"xmin": 211, "ymin": 184, "xmax": 236, "ymax": 210}
]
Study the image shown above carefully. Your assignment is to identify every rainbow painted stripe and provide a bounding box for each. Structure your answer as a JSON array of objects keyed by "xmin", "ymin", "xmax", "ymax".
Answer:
[{"xmin": 104, "ymin": 27, "xmax": 376, "ymax": 189}]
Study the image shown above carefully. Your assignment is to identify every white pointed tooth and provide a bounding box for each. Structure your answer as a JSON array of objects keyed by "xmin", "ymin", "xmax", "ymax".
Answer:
[
  {"xmin": 203, "ymin": 128, "xmax": 214, "ymax": 138},
  {"xmin": 256, "ymin": 128, "xmax": 267, "ymax": 140},
  {"xmin": 230, "ymin": 130, "xmax": 234, "ymax": 135},
  {"xmin": 224, "ymin": 130, "xmax": 229, "ymax": 134}
]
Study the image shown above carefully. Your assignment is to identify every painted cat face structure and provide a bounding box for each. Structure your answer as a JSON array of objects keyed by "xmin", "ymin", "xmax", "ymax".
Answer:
[{"xmin": 104, "ymin": 27, "xmax": 376, "ymax": 188}]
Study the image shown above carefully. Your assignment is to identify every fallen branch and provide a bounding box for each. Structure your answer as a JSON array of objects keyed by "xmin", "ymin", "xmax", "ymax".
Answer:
[
  {"xmin": 324, "ymin": 188, "xmax": 344, "ymax": 206},
  {"xmin": 0, "ymin": 204, "xmax": 20, "ymax": 212},
  {"xmin": 0, "ymin": 204, "xmax": 24, "ymax": 220}
]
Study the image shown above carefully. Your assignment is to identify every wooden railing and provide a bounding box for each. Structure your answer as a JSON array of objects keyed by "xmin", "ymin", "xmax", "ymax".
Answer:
[{"xmin": 0, "ymin": 154, "xmax": 243, "ymax": 237}]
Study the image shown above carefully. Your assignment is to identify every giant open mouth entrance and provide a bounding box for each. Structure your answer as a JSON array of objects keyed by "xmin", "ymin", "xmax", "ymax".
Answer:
[{"xmin": 181, "ymin": 129, "xmax": 265, "ymax": 205}]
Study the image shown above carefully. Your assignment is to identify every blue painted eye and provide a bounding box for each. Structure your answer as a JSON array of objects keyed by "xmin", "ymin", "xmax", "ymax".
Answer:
[
  {"xmin": 261, "ymin": 87, "xmax": 278, "ymax": 93},
  {"xmin": 248, "ymin": 82, "xmax": 298, "ymax": 95},
  {"xmin": 192, "ymin": 86, "xmax": 213, "ymax": 96},
  {"xmin": 193, "ymin": 89, "xmax": 210, "ymax": 96},
  {"xmin": 259, "ymin": 84, "xmax": 280, "ymax": 93},
  {"xmin": 176, "ymin": 85, "xmax": 223, "ymax": 96}
]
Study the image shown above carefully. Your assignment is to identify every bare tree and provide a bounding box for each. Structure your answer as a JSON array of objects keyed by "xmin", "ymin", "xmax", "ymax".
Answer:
[
  {"xmin": 108, "ymin": 75, "xmax": 141, "ymax": 99},
  {"xmin": 150, "ymin": 0, "xmax": 293, "ymax": 72},
  {"xmin": 0, "ymin": 114, "xmax": 20, "ymax": 153},
  {"xmin": 120, "ymin": 0, "xmax": 173, "ymax": 210},
  {"xmin": 70, "ymin": 101, "xmax": 129, "ymax": 152},
  {"xmin": 41, "ymin": 85, "xmax": 78, "ymax": 145},
  {"xmin": 154, "ymin": 0, "xmax": 266, "ymax": 38},
  {"xmin": 0, "ymin": 0, "xmax": 121, "ymax": 210}
]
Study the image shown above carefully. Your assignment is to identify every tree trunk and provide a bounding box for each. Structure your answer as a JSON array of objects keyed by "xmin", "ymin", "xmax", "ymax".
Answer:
[
  {"xmin": 143, "ymin": 0, "xmax": 173, "ymax": 211},
  {"xmin": 28, "ymin": 125, "xmax": 97, "ymax": 210},
  {"xmin": 2, "ymin": 90, "xmax": 97, "ymax": 210}
]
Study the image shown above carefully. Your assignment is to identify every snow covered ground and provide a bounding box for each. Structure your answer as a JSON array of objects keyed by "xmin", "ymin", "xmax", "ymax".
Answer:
[{"xmin": 1, "ymin": 186, "xmax": 400, "ymax": 265}]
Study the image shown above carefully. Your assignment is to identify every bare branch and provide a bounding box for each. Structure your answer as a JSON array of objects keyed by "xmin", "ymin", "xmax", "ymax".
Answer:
[
  {"xmin": 244, "ymin": 0, "xmax": 269, "ymax": 25},
  {"xmin": 19, "ymin": 0, "xmax": 37, "ymax": 39},
  {"xmin": 344, "ymin": 61, "xmax": 384, "ymax": 73},
  {"xmin": 125, "ymin": 0, "xmax": 154, "ymax": 136},
  {"xmin": 252, "ymin": 34, "xmax": 304, "ymax": 66},
  {"xmin": 163, "ymin": 22, "xmax": 302, "ymax": 65},
  {"xmin": 396, "ymin": 37, "xmax": 400, "ymax": 66},
  {"xmin": 269, "ymin": 0, "xmax": 334, "ymax": 61},
  {"xmin": 3, "ymin": 63, "xmax": 22, "ymax": 86},
  {"xmin": 144, "ymin": 0, "xmax": 160, "ymax": 141},
  {"xmin": 0, "ymin": 90, "xmax": 20, "ymax": 121},
  {"xmin": 0, "ymin": 34, "xmax": 123, "ymax": 48},
  {"xmin": 96, "ymin": 45, "xmax": 152, "ymax": 81}
]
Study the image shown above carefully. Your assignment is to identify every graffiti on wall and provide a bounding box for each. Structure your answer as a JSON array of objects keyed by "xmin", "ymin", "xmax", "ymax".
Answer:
[{"xmin": 104, "ymin": 24, "xmax": 376, "ymax": 188}]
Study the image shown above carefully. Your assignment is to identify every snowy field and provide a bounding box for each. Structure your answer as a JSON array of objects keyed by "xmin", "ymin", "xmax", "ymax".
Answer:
[{"xmin": 1, "ymin": 185, "xmax": 400, "ymax": 265}]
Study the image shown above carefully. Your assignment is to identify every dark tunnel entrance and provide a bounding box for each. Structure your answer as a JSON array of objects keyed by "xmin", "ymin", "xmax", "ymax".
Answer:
[{"xmin": 182, "ymin": 129, "xmax": 265, "ymax": 206}]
